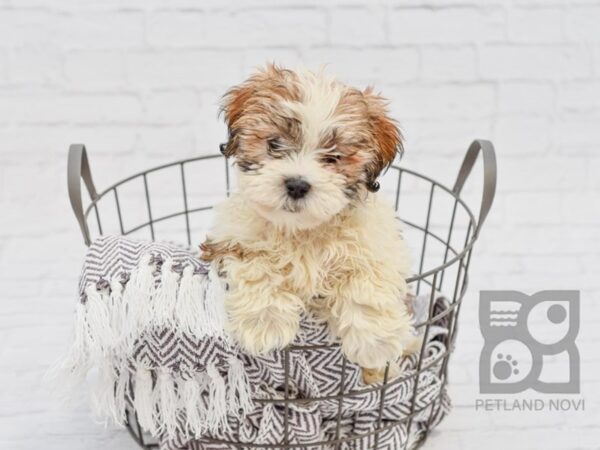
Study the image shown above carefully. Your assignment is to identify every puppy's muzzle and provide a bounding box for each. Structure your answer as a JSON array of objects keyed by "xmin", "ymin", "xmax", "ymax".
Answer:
[{"xmin": 285, "ymin": 177, "xmax": 311, "ymax": 200}]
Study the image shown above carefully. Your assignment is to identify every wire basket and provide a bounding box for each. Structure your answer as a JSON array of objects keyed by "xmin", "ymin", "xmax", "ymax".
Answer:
[{"xmin": 67, "ymin": 140, "xmax": 496, "ymax": 450}]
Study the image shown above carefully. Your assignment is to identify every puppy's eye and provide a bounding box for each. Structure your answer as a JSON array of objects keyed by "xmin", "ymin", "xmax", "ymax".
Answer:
[
  {"xmin": 323, "ymin": 154, "xmax": 341, "ymax": 164},
  {"xmin": 267, "ymin": 138, "xmax": 284, "ymax": 152}
]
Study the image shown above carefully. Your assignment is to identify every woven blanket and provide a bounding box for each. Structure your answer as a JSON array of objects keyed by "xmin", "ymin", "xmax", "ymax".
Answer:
[{"xmin": 51, "ymin": 235, "xmax": 451, "ymax": 450}]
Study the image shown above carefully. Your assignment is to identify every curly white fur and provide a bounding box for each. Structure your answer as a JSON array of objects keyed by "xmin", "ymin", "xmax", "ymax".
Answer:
[{"xmin": 207, "ymin": 192, "xmax": 413, "ymax": 370}]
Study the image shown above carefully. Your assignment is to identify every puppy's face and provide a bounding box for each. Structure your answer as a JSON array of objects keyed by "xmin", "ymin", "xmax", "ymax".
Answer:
[{"xmin": 221, "ymin": 65, "xmax": 402, "ymax": 231}]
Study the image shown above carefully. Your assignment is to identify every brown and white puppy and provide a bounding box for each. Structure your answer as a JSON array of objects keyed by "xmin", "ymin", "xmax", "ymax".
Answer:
[{"xmin": 201, "ymin": 65, "xmax": 414, "ymax": 379}]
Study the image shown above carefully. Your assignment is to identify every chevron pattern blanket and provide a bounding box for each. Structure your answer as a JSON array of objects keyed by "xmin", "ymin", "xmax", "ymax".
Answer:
[{"xmin": 51, "ymin": 235, "xmax": 451, "ymax": 450}]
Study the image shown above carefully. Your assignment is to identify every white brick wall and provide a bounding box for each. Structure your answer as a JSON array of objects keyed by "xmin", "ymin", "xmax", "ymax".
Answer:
[{"xmin": 0, "ymin": 1, "xmax": 598, "ymax": 449}]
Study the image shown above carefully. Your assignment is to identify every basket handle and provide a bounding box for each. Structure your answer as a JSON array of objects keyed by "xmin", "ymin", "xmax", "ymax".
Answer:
[
  {"xmin": 68, "ymin": 144, "xmax": 98, "ymax": 246},
  {"xmin": 452, "ymin": 139, "xmax": 497, "ymax": 237}
]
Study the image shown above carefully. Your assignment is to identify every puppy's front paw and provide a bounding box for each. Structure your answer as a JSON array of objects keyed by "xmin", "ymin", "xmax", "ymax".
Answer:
[
  {"xmin": 230, "ymin": 313, "xmax": 299, "ymax": 355},
  {"xmin": 402, "ymin": 334, "xmax": 423, "ymax": 356},
  {"xmin": 341, "ymin": 328, "xmax": 406, "ymax": 369},
  {"xmin": 226, "ymin": 290, "xmax": 302, "ymax": 355}
]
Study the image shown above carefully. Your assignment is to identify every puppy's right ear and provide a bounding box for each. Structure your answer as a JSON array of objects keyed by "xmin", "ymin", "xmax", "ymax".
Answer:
[
  {"xmin": 220, "ymin": 83, "xmax": 253, "ymax": 157},
  {"xmin": 221, "ymin": 66, "xmax": 271, "ymax": 157},
  {"xmin": 220, "ymin": 64, "xmax": 287, "ymax": 157}
]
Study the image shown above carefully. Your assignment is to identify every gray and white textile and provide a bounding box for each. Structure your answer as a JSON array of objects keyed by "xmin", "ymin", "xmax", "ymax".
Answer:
[{"xmin": 51, "ymin": 235, "xmax": 451, "ymax": 450}]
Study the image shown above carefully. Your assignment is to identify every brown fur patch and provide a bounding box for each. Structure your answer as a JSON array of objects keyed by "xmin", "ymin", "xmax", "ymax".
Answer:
[
  {"xmin": 200, "ymin": 239, "xmax": 246, "ymax": 262},
  {"xmin": 221, "ymin": 64, "xmax": 302, "ymax": 157},
  {"xmin": 363, "ymin": 86, "xmax": 403, "ymax": 182}
]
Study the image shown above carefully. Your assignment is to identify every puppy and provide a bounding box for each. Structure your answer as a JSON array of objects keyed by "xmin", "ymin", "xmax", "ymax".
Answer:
[{"xmin": 201, "ymin": 65, "xmax": 414, "ymax": 379}]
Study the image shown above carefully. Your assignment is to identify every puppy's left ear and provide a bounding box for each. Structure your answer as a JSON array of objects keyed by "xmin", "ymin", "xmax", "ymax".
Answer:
[{"xmin": 364, "ymin": 87, "xmax": 403, "ymax": 192}]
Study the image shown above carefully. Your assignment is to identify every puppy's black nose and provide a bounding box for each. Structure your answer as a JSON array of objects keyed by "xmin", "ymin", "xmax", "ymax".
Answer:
[{"xmin": 285, "ymin": 177, "xmax": 311, "ymax": 199}]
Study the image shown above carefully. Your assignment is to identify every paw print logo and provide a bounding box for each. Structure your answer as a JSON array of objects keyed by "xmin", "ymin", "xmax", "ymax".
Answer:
[
  {"xmin": 479, "ymin": 291, "xmax": 580, "ymax": 394},
  {"xmin": 484, "ymin": 339, "xmax": 531, "ymax": 387},
  {"xmin": 494, "ymin": 353, "xmax": 519, "ymax": 380}
]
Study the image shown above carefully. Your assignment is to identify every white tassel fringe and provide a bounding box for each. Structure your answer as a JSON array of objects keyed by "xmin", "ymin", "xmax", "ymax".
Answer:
[
  {"xmin": 134, "ymin": 367, "xmax": 158, "ymax": 435},
  {"xmin": 113, "ymin": 364, "xmax": 129, "ymax": 426},
  {"xmin": 204, "ymin": 267, "xmax": 228, "ymax": 338},
  {"xmin": 227, "ymin": 357, "xmax": 254, "ymax": 418},
  {"xmin": 152, "ymin": 258, "xmax": 181, "ymax": 327},
  {"xmin": 121, "ymin": 254, "xmax": 156, "ymax": 346},
  {"xmin": 180, "ymin": 375, "xmax": 207, "ymax": 437},
  {"xmin": 109, "ymin": 278, "xmax": 124, "ymax": 338},
  {"xmin": 206, "ymin": 364, "xmax": 229, "ymax": 432},
  {"xmin": 91, "ymin": 359, "xmax": 119, "ymax": 426},
  {"xmin": 53, "ymin": 255, "xmax": 251, "ymax": 441},
  {"xmin": 175, "ymin": 266, "xmax": 204, "ymax": 335},
  {"xmin": 155, "ymin": 369, "xmax": 179, "ymax": 437},
  {"xmin": 84, "ymin": 284, "xmax": 113, "ymax": 354}
]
